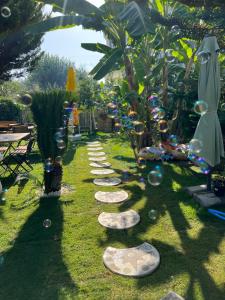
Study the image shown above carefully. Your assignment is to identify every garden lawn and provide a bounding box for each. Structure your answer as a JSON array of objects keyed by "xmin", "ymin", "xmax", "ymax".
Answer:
[{"xmin": 0, "ymin": 133, "xmax": 224, "ymax": 300}]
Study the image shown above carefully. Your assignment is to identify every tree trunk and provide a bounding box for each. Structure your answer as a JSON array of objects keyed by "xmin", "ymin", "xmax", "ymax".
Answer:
[{"xmin": 44, "ymin": 162, "xmax": 63, "ymax": 194}]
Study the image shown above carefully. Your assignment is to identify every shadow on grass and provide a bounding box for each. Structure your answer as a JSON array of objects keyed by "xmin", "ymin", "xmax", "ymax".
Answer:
[
  {"xmin": 98, "ymin": 161, "xmax": 225, "ymax": 299},
  {"xmin": 0, "ymin": 197, "xmax": 78, "ymax": 300}
]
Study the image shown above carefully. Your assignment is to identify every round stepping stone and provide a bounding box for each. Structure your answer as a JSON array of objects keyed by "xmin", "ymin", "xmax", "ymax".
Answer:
[
  {"xmin": 91, "ymin": 169, "xmax": 115, "ymax": 175},
  {"xmin": 90, "ymin": 162, "xmax": 111, "ymax": 168},
  {"xmin": 103, "ymin": 242, "xmax": 160, "ymax": 277},
  {"xmin": 89, "ymin": 157, "xmax": 107, "ymax": 162},
  {"xmin": 88, "ymin": 152, "xmax": 106, "ymax": 156},
  {"xmin": 87, "ymin": 147, "xmax": 103, "ymax": 151},
  {"xmin": 95, "ymin": 190, "xmax": 128, "ymax": 203},
  {"xmin": 98, "ymin": 210, "xmax": 140, "ymax": 229},
  {"xmin": 93, "ymin": 177, "xmax": 121, "ymax": 186},
  {"xmin": 87, "ymin": 141, "xmax": 101, "ymax": 145}
]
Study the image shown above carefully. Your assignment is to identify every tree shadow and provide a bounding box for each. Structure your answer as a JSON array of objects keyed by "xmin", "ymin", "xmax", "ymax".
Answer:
[
  {"xmin": 97, "ymin": 161, "xmax": 225, "ymax": 299},
  {"xmin": 0, "ymin": 197, "xmax": 78, "ymax": 300}
]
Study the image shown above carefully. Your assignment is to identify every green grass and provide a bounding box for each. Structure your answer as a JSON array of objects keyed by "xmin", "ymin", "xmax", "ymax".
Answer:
[{"xmin": 0, "ymin": 133, "xmax": 225, "ymax": 300}]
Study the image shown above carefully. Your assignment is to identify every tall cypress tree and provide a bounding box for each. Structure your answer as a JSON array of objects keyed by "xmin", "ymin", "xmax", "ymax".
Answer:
[{"xmin": 0, "ymin": 0, "xmax": 44, "ymax": 81}]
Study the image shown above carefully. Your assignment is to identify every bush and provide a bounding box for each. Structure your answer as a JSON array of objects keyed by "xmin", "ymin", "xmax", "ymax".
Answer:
[{"xmin": 0, "ymin": 99, "xmax": 22, "ymax": 121}]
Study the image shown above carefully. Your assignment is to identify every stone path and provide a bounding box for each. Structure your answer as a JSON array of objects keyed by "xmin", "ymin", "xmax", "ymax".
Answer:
[
  {"xmin": 93, "ymin": 178, "xmax": 121, "ymax": 186},
  {"xmin": 90, "ymin": 162, "xmax": 111, "ymax": 168},
  {"xmin": 103, "ymin": 242, "xmax": 160, "ymax": 277},
  {"xmin": 91, "ymin": 169, "xmax": 115, "ymax": 175},
  {"xmin": 88, "ymin": 152, "xmax": 106, "ymax": 156},
  {"xmin": 98, "ymin": 210, "xmax": 140, "ymax": 229},
  {"xmin": 86, "ymin": 139, "xmax": 160, "ymax": 278},
  {"xmin": 89, "ymin": 157, "xmax": 107, "ymax": 162},
  {"xmin": 95, "ymin": 190, "xmax": 128, "ymax": 203}
]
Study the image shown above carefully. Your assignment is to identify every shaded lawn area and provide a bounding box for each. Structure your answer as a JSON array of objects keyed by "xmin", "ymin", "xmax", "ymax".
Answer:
[{"xmin": 0, "ymin": 133, "xmax": 224, "ymax": 300}]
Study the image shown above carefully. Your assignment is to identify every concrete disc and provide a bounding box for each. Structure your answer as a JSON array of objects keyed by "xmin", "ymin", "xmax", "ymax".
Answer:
[
  {"xmin": 88, "ymin": 152, "xmax": 106, "ymax": 156},
  {"xmin": 103, "ymin": 242, "xmax": 160, "ymax": 277},
  {"xmin": 90, "ymin": 162, "xmax": 111, "ymax": 168},
  {"xmin": 93, "ymin": 177, "xmax": 121, "ymax": 186},
  {"xmin": 95, "ymin": 190, "xmax": 128, "ymax": 203},
  {"xmin": 98, "ymin": 210, "xmax": 140, "ymax": 229},
  {"xmin": 89, "ymin": 157, "xmax": 107, "ymax": 162},
  {"xmin": 91, "ymin": 169, "xmax": 115, "ymax": 175}
]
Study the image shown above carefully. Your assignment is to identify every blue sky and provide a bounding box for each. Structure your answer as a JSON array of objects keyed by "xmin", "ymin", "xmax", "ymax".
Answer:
[{"xmin": 41, "ymin": 0, "xmax": 105, "ymax": 71}]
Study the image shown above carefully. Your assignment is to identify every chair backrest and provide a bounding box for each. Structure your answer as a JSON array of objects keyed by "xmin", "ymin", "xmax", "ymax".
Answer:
[
  {"xmin": 13, "ymin": 125, "xmax": 29, "ymax": 133},
  {"xmin": 27, "ymin": 138, "xmax": 35, "ymax": 154}
]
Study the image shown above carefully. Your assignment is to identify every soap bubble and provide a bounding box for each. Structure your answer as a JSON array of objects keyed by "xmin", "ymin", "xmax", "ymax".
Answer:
[
  {"xmin": 1, "ymin": 6, "xmax": 11, "ymax": 18},
  {"xmin": 158, "ymin": 120, "xmax": 169, "ymax": 133},
  {"xmin": 221, "ymin": 103, "xmax": 225, "ymax": 111},
  {"xmin": 151, "ymin": 107, "xmax": 166, "ymax": 120},
  {"xmin": 43, "ymin": 219, "xmax": 52, "ymax": 228},
  {"xmin": 107, "ymin": 103, "xmax": 118, "ymax": 119},
  {"xmin": 44, "ymin": 161, "xmax": 53, "ymax": 173},
  {"xmin": 194, "ymin": 100, "xmax": 208, "ymax": 115},
  {"xmin": 148, "ymin": 170, "xmax": 163, "ymax": 186},
  {"xmin": 171, "ymin": 25, "xmax": 181, "ymax": 35},
  {"xmin": 21, "ymin": 94, "xmax": 32, "ymax": 106},
  {"xmin": 114, "ymin": 122, "xmax": 121, "ymax": 132},
  {"xmin": 148, "ymin": 209, "xmax": 158, "ymax": 221},
  {"xmin": 197, "ymin": 51, "xmax": 210, "ymax": 64},
  {"xmin": 137, "ymin": 157, "xmax": 146, "ymax": 169},
  {"xmin": 165, "ymin": 49, "xmax": 175, "ymax": 63},
  {"xmin": 133, "ymin": 121, "xmax": 145, "ymax": 135},
  {"xmin": 57, "ymin": 140, "xmax": 66, "ymax": 150},
  {"xmin": 148, "ymin": 95, "xmax": 160, "ymax": 109},
  {"xmin": 168, "ymin": 135, "xmax": 178, "ymax": 147},
  {"xmin": 63, "ymin": 101, "xmax": 69, "ymax": 109},
  {"xmin": 189, "ymin": 139, "xmax": 203, "ymax": 154},
  {"xmin": 196, "ymin": 157, "xmax": 210, "ymax": 174},
  {"xmin": 55, "ymin": 156, "xmax": 62, "ymax": 164},
  {"xmin": 0, "ymin": 255, "xmax": 4, "ymax": 266},
  {"xmin": 128, "ymin": 111, "xmax": 138, "ymax": 122}
]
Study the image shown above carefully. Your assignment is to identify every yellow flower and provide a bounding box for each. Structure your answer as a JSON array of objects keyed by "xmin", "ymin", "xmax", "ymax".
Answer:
[{"xmin": 66, "ymin": 67, "xmax": 76, "ymax": 92}]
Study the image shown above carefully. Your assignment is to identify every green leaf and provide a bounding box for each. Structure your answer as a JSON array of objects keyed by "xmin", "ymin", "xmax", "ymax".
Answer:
[
  {"xmin": 138, "ymin": 83, "xmax": 145, "ymax": 95},
  {"xmin": 89, "ymin": 48, "xmax": 123, "ymax": 80},
  {"xmin": 81, "ymin": 43, "xmax": 112, "ymax": 54},
  {"xmin": 155, "ymin": 0, "xmax": 164, "ymax": 15},
  {"xmin": 119, "ymin": 1, "xmax": 155, "ymax": 37}
]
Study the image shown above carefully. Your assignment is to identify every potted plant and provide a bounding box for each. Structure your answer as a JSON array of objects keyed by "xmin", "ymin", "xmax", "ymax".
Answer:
[
  {"xmin": 212, "ymin": 174, "xmax": 225, "ymax": 197},
  {"xmin": 31, "ymin": 89, "xmax": 69, "ymax": 195}
]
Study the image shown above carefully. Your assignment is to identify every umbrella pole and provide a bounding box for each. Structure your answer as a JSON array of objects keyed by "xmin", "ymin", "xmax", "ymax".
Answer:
[{"xmin": 207, "ymin": 167, "xmax": 212, "ymax": 192}]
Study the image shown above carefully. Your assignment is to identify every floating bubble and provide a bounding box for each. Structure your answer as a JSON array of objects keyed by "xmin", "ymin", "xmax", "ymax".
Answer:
[
  {"xmin": 148, "ymin": 209, "xmax": 158, "ymax": 221},
  {"xmin": 189, "ymin": 139, "xmax": 203, "ymax": 154},
  {"xmin": 154, "ymin": 165, "xmax": 163, "ymax": 174},
  {"xmin": 128, "ymin": 111, "xmax": 138, "ymax": 122},
  {"xmin": 63, "ymin": 101, "xmax": 69, "ymax": 109},
  {"xmin": 57, "ymin": 140, "xmax": 66, "ymax": 150},
  {"xmin": 197, "ymin": 51, "xmax": 210, "ymax": 64},
  {"xmin": 137, "ymin": 157, "xmax": 146, "ymax": 169},
  {"xmin": 188, "ymin": 153, "xmax": 198, "ymax": 162},
  {"xmin": 55, "ymin": 156, "xmax": 62, "ymax": 164},
  {"xmin": 148, "ymin": 170, "xmax": 163, "ymax": 186},
  {"xmin": 44, "ymin": 161, "xmax": 53, "ymax": 173},
  {"xmin": 168, "ymin": 135, "xmax": 178, "ymax": 147},
  {"xmin": 0, "ymin": 255, "xmax": 4, "ymax": 266},
  {"xmin": 133, "ymin": 121, "xmax": 145, "ymax": 135},
  {"xmin": 221, "ymin": 103, "xmax": 225, "ymax": 111},
  {"xmin": 196, "ymin": 157, "xmax": 210, "ymax": 174},
  {"xmin": 165, "ymin": 49, "xmax": 175, "ymax": 63},
  {"xmin": 171, "ymin": 25, "xmax": 181, "ymax": 35},
  {"xmin": 1, "ymin": 6, "xmax": 11, "ymax": 18},
  {"xmin": 43, "ymin": 219, "xmax": 52, "ymax": 228},
  {"xmin": 107, "ymin": 103, "xmax": 118, "ymax": 119},
  {"xmin": 114, "ymin": 122, "xmax": 121, "ymax": 132},
  {"xmin": 148, "ymin": 95, "xmax": 160, "ymax": 109},
  {"xmin": 194, "ymin": 100, "xmax": 208, "ymax": 115},
  {"xmin": 151, "ymin": 107, "xmax": 166, "ymax": 120},
  {"xmin": 20, "ymin": 94, "xmax": 32, "ymax": 106},
  {"xmin": 158, "ymin": 120, "xmax": 169, "ymax": 133}
]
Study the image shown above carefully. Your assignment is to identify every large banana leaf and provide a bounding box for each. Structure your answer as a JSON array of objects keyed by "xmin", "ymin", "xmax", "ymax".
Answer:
[
  {"xmin": 119, "ymin": 1, "xmax": 155, "ymax": 37},
  {"xmin": 42, "ymin": 0, "xmax": 102, "ymax": 15},
  {"xmin": 89, "ymin": 48, "xmax": 123, "ymax": 80},
  {"xmin": 81, "ymin": 43, "xmax": 112, "ymax": 54}
]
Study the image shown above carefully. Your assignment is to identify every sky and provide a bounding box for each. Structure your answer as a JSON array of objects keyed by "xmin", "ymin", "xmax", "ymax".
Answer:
[{"xmin": 41, "ymin": 0, "xmax": 105, "ymax": 71}]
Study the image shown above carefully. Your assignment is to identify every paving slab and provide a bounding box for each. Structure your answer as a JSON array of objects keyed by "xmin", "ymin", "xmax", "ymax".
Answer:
[
  {"xmin": 161, "ymin": 291, "xmax": 184, "ymax": 300},
  {"xmin": 93, "ymin": 177, "xmax": 121, "ymax": 186},
  {"xmin": 98, "ymin": 210, "xmax": 140, "ymax": 229},
  {"xmin": 103, "ymin": 242, "xmax": 160, "ymax": 277},
  {"xmin": 91, "ymin": 169, "xmax": 115, "ymax": 175},
  {"xmin": 193, "ymin": 192, "xmax": 223, "ymax": 207},
  {"xmin": 90, "ymin": 162, "xmax": 111, "ymax": 168},
  {"xmin": 88, "ymin": 152, "xmax": 106, "ymax": 156},
  {"xmin": 89, "ymin": 157, "xmax": 107, "ymax": 162},
  {"xmin": 87, "ymin": 147, "xmax": 103, "ymax": 151},
  {"xmin": 95, "ymin": 190, "xmax": 128, "ymax": 203},
  {"xmin": 185, "ymin": 185, "xmax": 207, "ymax": 196}
]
